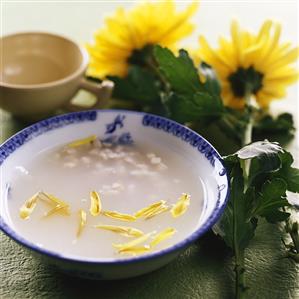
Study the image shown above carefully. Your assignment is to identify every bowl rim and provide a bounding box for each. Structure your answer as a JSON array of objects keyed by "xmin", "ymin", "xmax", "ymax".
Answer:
[
  {"xmin": 0, "ymin": 31, "xmax": 89, "ymax": 89},
  {"xmin": 0, "ymin": 109, "xmax": 230, "ymax": 265}
]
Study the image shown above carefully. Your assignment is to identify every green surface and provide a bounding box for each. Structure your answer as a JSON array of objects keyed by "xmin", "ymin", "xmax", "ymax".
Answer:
[{"xmin": 1, "ymin": 111, "xmax": 299, "ymax": 299}]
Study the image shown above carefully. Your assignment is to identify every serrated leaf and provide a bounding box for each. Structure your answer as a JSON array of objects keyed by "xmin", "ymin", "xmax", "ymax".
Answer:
[
  {"xmin": 253, "ymin": 113, "xmax": 295, "ymax": 145},
  {"xmin": 264, "ymin": 210, "xmax": 290, "ymax": 223},
  {"xmin": 154, "ymin": 46, "xmax": 203, "ymax": 95},
  {"xmin": 273, "ymin": 151, "xmax": 299, "ymax": 193},
  {"xmin": 214, "ymin": 164, "xmax": 257, "ymax": 250},
  {"xmin": 283, "ymin": 168, "xmax": 299, "ymax": 193},
  {"xmin": 253, "ymin": 178, "xmax": 289, "ymax": 222},
  {"xmin": 109, "ymin": 66, "xmax": 160, "ymax": 104},
  {"xmin": 164, "ymin": 91, "xmax": 223, "ymax": 123},
  {"xmin": 248, "ymin": 154, "xmax": 282, "ymax": 188},
  {"xmin": 255, "ymin": 113, "xmax": 294, "ymax": 132}
]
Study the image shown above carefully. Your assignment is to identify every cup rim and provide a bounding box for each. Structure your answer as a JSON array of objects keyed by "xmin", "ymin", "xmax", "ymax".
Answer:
[
  {"xmin": 0, "ymin": 31, "xmax": 89, "ymax": 89},
  {"xmin": 0, "ymin": 109, "xmax": 230, "ymax": 265}
]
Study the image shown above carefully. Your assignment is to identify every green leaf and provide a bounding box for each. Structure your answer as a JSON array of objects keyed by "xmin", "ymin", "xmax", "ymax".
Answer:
[
  {"xmin": 108, "ymin": 65, "xmax": 161, "ymax": 104},
  {"xmin": 214, "ymin": 164, "xmax": 257, "ymax": 250},
  {"xmin": 253, "ymin": 178, "xmax": 290, "ymax": 222},
  {"xmin": 264, "ymin": 210, "xmax": 291, "ymax": 223},
  {"xmin": 273, "ymin": 151, "xmax": 299, "ymax": 193},
  {"xmin": 253, "ymin": 113, "xmax": 295, "ymax": 145},
  {"xmin": 153, "ymin": 46, "xmax": 225, "ymax": 124},
  {"xmin": 164, "ymin": 91, "xmax": 224, "ymax": 123},
  {"xmin": 154, "ymin": 46, "xmax": 203, "ymax": 95},
  {"xmin": 199, "ymin": 62, "xmax": 221, "ymax": 95},
  {"xmin": 248, "ymin": 154, "xmax": 282, "ymax": 188}
]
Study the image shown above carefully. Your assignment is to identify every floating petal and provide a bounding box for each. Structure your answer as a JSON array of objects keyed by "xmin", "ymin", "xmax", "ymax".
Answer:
[
  {"xmin": 67, "ymin": 135, "xmax": 97, "ymax": 148},
  {"xmin": 44, "ymin": 204, "xmax": 70, "ymax": 218},
  {"xmin": 150, "ymin": 227, "xmax": 176, "ymax": 247},
  {"xmin": 90, "ymin": 191, "xmax": 102, "ymax": 216},
  {"xmin": 119, "ymin": 245, "xmax": 151, "ymax": 255},
  {"xmin": 144, "ymin": 204, "xmax": 169, "ymax": 219},
  {"xmin": 170, "ymin": 193, "xmax": 191, "ymax": 218},
  {"xmin": 94, "ymin": 224, "xmax": 144, "ymax": 237},
  {"xmin": 134, "ymin": 200, "xmax": 166, "ymax": 218},
  {"xmin": 19, "ymin": 192, "xmax": 39, "ymax": 219},
  {"xmin": 103, "ymin": 210, "xmax": 136, "ymax": 222},
  {"xmin": 113, "ymin": 232, "xmax": 154, "ymax": 251},
  {"xmin": 77, "ymin": 209, "xmax": 87, "ymax": 237}
]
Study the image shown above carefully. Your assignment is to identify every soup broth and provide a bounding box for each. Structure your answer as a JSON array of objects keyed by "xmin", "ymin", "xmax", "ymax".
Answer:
[{"xmin": 6, "ymin": 139, "xmax": 204, "ymax": 259}]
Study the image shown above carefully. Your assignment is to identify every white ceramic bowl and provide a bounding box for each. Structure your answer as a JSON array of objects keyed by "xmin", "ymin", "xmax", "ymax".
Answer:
[{"xmin": 0, "ymin": 110, "xmax": 229, "ymax": 280}]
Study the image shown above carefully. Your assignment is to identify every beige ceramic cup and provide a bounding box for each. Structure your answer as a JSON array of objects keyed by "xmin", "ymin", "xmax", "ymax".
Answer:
[{"xmin": 0, "ymin": 32, "xmax": 113, "ymax": 121}]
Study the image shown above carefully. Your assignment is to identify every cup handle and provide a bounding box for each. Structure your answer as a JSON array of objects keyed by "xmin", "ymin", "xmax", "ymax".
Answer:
[{"xmin": 65, "ymin": 78, "xmax": 114, "ymax": 111}]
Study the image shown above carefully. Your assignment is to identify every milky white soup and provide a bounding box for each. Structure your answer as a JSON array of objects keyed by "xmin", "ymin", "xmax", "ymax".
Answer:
[{"xmin": 6, "ymin": 139, "xmax": 204, "ymax": 259}]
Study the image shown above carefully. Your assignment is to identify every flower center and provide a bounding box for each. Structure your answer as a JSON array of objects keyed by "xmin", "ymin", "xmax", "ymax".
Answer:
[
  {"xmin": 128, "ymin": 45, "xmax": 154, "ymax": 66},
  {"xmin": 228, "ymin": 66, "xmax": 264, "ymax": 97}
]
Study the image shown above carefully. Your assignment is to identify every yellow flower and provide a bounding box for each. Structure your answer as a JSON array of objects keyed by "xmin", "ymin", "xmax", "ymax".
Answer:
[
  {"xmin": 198, "ymin": 20, "xmax": 299, "ymax": 109},
  {"xmin": 87, "ymin": 1, "xmax": 198, "ymax": 79}
]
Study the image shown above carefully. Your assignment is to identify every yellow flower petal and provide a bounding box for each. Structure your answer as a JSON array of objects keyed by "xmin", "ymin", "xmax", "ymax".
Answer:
[
  {"xmin": 134, "ymin": 200, "xmax": 166, "ymax": 218},
  {"xmin": 44, "ymin": 204, "xmax": 70, "ymax": 218},
  {"xmin": 103, "ymin": 210, "xmax": 137, "ymax": 222},
  {"xmin": 42, "ymin": 192, "xmax": 69, "ymax": 207},
  {"xmin": 39, "ymin": 192, "xmax": 70, "ymax": 214},
  {"xmin": 150, "ymin": 227, "xmax": 176, "ymax": 247},
  {"xmin": 19, "ymin": 192, "xmax": 39, "ymax": 219},
  {"xmin": 94, "ymin": 224, "xmax": 144, "ymax": 237},
  {"xmin": 144, "ymin": 205, "xmax": 169, "ymax": 220},
  {"xmin": 230, "ymin": 20, "xmax": 242, "ymax": 64},
  {"xmin": 113, "ymin": 232, "xmax": 154, "ymax": 251},
  {"xmin": 77, "ymin": 209, "xmax": 87, "ymax": 237},
  {"xmin": 90, "ymin": 191, "xmax": 102, "ymax": 216},
  {"xmin": 170, "ymin": 193, "xmax": 191, "ymax": 218},
  {"xmin": 118, "ymin": 245, "xmax": 151, "ymax": 255},
  {"xmin": 67, "ymin": 135, "xmax": 97, "ymax": 148}
]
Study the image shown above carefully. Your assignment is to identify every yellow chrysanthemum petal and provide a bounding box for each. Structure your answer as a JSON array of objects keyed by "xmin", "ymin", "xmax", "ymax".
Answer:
[
  {"xmin": 94, "ymin": 224, "xmax": 144, "ymax": 237},
  {"xmin": 44, "ymin": 204, "xmax": 70, "ymax": 218},
  {"xmin": 103, "ymin": 210, "xmax": 137, "ymax": 222},
  {"xmin": 90, "ymin": 191, "xmax": 102, "ymax": 216},
  {"xmin": 113, "ymin": 232, "xmax": 154, "ymax": 251},
  {"xmin": 144, "ymin": 205, "xmax": 169, "ymax": 220},
  {"xmin": 230, "ymin": 20, "xmax": 242, "ymax": 64},
  {"xmin": 39, "ymin": 192, "xmax": 71, "ymax": 215},
  {"xmin": 77, "ymin": 209, "xmax": 87, "ymax": 237},
  {"xmin": 265, "ymin": 72, "xmax": 299, "ymax": 85},
  {"xmin": 118, "ymin": 245, "xmax": 151, "ymax": 255},
  {"xmin": 67, "ymin": 135, "xmax": 97, "ymax": 148},
  {"xmin": 134, "ymin": 200, "xmax": 166, "ymax": 218},
  {"xmin": 257, "ymin": 20, "xmax": 273, "ymax": 41},
  {"xmin": 150, "ymin": 227, "xmax": 176, "ymax": 247},
  {"xmin": 19, "ymin": 192, "xmax": 39, "ymax": 219},
  {"xmin": 170, "ymin": 193, "xmax": 191, "ymax": 218}
]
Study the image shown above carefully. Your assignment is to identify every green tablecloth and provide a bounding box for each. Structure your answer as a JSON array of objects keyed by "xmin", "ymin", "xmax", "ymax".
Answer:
[{"xmin": 1, "ymin": 111, "xmax": 298, "ymax": 299}]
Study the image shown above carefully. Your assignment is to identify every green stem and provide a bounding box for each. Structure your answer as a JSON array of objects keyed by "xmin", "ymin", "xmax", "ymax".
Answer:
[
  {"xmin": 285, "ymin": 220, "xmax": 299, "ymax": 261},
  {"xmin": 243, "ymin": 112, "xmax": 253, "ymax": 146},
  {"xmin": 234, "ymin": 91, "xmax": 254, "ymax": 299},
  {"xmin": 235, "ymin": 249, "xmax": 246, "ymax": 299},
  {"xmin": 146, "ymin": 54, "xmax": 171, "ymax": 94},
  {"xmin": 290, "ymin": 223, "xmax": 299, "ymax": 252}
]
